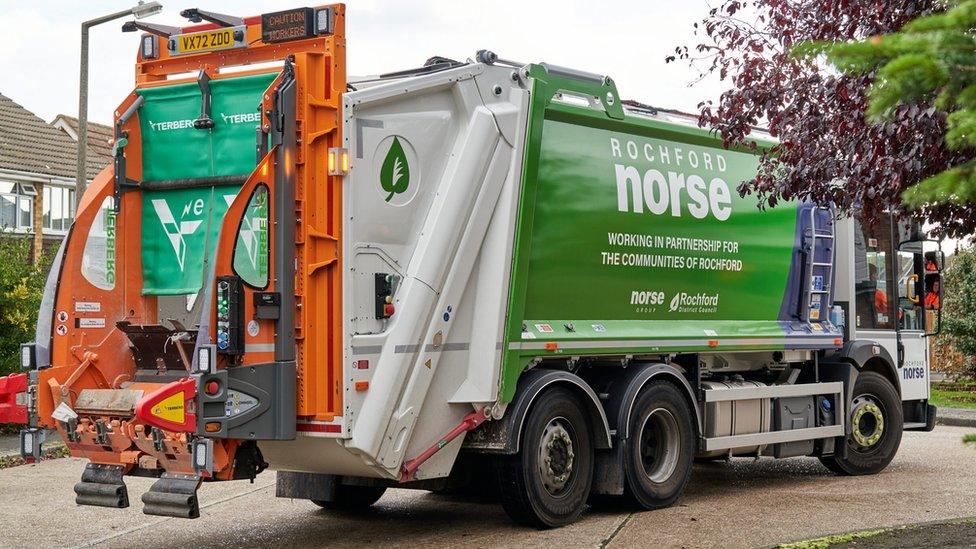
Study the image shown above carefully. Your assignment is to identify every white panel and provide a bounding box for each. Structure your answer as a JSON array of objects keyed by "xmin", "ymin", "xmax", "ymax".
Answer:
[
  {"xmin": 900, "ymin": 331, "xmax": 930, "ymax": 401},
  {"xmin": 333, "ymin": 65, "xmax": 527, "ymax": 478}
]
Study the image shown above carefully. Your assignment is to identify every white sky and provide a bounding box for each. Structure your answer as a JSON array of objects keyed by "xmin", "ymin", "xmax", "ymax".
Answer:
[{"xmin": 0, "ymin": 0, "xmax": 724, "ymax": 124}]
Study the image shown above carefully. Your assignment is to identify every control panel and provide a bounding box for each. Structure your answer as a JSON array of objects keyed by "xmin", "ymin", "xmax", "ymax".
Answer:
[
  {"xmin": 375, "ymin": 273, "xmax": 395, "ymax": 319},
  {"xmin": 216, "ymin": 276, "xmax": 244, "ymax": 354}
]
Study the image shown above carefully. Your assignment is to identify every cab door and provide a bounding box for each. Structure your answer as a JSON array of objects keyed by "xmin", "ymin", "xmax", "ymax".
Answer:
[
  {"xmin": 851, "ymin": 217, "xmax": 929, "ymax": 401},
  {"xmin": 895, "ymin": 241, "xmax": 928, "ymax": 401}
]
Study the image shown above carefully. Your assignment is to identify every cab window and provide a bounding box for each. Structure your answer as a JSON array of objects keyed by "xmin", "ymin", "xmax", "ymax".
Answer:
[
  {"xmin": 896, "ymin": 246, "xmax": 923, "ymax": 331},
  {"xmin": 232, "ymin": 185, "xmax": 269, "ymax": 288},
  {"xmin": 81, "ymin": 196, "xmax": 116, "ymax": 290},
  {"xmin": 853, "ymin": 219, "xmax": 895, "ymax": 329}
]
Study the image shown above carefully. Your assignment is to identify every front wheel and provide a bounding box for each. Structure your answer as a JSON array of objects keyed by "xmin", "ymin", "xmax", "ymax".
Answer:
[
  {"xmin": 819, "ymin": 371, "xmax": 903, "ymax": 476},
  {"xmin": 622, "ymin": 381, "xmax": 695, "ymax": 509},
  {"xmin": 495, "ymin": 387, "xmax": 594, "ymax": 528}
]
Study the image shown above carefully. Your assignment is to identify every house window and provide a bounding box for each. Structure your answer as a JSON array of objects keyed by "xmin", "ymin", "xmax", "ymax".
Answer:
[
  {"xmin": 0, "ymin": 181, "xmax": 35, "ymax": 232},
  {"xmin": 42, "ymin": 185, "xmax": 76, "ymax": 233}
]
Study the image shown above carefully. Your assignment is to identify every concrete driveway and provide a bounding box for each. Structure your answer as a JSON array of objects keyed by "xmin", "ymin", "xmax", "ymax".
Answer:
[{"xmin": 0, "ymin": 426, "xmax": 974, "ymax": 548}]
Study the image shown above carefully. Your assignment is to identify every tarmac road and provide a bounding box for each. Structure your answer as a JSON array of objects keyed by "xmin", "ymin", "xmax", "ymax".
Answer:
[{"xmin": 0, "ymin": 426, "xmax": 974, "ymax": 549}]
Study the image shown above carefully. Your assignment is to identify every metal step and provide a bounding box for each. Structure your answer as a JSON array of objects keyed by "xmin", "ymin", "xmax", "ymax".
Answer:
[
  {"xmin": 74, "ymin": 463, "xmax": 129, "ymax": 508},
  {"xmin": 142, "ymin": 473, "xmax": 203, "ymax": 519}
]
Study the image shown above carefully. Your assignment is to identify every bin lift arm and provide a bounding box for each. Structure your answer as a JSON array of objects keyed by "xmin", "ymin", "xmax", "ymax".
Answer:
[
  {"xmin": 193, "ymin": 70, "xmax": 215, "ymax": 130},
  {"xmin": 113, "ymin": 95, "xmax": 144, "ymax": 212},
  {"xmin": 121, "ymin": 20, "xmax": 180, "ymax": 38}
]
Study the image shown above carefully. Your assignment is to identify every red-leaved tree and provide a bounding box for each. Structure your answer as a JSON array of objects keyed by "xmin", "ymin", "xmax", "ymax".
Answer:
[{"xmin": 669, "ymin": 0, "xmax": 976, "ymax": 237}]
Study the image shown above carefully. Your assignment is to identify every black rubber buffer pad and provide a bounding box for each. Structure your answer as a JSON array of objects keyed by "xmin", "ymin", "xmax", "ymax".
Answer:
[
  {"xmin": 74, "ymin": 463, "xmax": 129, "ymax": 509},
  {"xmin": 141, "ymin": 472, "xmax": 203, "ymax": 519}
]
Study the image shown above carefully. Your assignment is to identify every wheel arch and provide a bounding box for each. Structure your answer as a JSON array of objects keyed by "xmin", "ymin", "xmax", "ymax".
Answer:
[
  {"xmin": 610, "ymin": 363, "xmax": 702, "ymax": 441},
  {"xmin": 834, "ymin": 339, "xmax": 901, "ymax": 396},
  {"xmin": 464, "ymin": 368, "xmax": 612, "ymax": 455}
]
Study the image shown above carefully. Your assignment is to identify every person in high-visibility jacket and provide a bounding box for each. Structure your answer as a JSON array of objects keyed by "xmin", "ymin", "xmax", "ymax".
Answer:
[{"xmin": 925, "ymin": 277, "xmax": 941, "ymax": 310}]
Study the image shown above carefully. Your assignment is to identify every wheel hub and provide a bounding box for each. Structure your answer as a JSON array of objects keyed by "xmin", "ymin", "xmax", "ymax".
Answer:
[
  {"xmin": 638, "ymin": 408, "xmax": 680, "ymax": 483},
  {"xmin": 538, "ymin": 419, "xmax": 575, "ymax": 495},
  {"xmin": 850, "ymin": 396, "xmax": 885, "ymax": 449}
]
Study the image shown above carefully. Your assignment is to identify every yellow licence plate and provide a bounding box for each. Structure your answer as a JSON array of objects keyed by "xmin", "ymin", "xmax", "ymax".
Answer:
[{"xmin": 176, "ymin": 28, "xmax": 237, "ymax": 55}]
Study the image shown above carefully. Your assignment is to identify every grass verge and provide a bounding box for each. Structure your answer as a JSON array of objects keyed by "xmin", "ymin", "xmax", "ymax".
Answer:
[
  {"xmin": 778, "ymin": 528, "xmax": 887, "ymax": 549},
  {"xmin": 0, "ymin": 445, "xmax": 68, "ymax": 470},
  {"xmin": 779, "ymin": 518, "xmax": 976, "ymax": 548},
  {"xmin": 930, "ymin": 387, "xmax": 976, "ymax": 409}
]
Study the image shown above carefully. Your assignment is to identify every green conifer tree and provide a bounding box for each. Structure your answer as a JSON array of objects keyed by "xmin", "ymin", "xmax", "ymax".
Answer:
[{"xmin": 796, "ymin": 0, "xmax": 976, "ymax": 208}]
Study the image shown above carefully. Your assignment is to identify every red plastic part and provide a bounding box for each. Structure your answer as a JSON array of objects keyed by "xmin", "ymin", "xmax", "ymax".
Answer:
[
  {"xmin": 0, "ymin": 373, "xmax": 28, "ymax": 424},
  {"xmin": 399, "ymin": 410, "xmax": 488, "ymax": 483},
  {"xmin": 134, "ymin": 377, "xmax": 198, "ymax": 432}
]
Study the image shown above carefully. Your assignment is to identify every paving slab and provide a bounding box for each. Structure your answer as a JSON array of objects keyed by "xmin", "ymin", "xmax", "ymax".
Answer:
[
  {"xmin": 0, "ymin": 427, "xmax": 972, "ymax": 548},
  {"xmin": 937, "ymin": 407, "xmax": 976, "ymax": 428},
  {"xmin": 609, "ymin": 426, "xmax": 976, "ymax": 548}
]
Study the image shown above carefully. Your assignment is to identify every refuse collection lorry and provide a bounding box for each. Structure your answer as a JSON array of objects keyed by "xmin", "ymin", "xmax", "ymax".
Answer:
[{"xmin": 0, "ymin": 4, "xmax": 941, "ymax": 528}]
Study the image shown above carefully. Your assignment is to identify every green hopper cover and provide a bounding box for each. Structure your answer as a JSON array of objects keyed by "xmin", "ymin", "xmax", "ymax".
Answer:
[
  {"xmin": 136, "ymin": 72, "xmax": 275, "ymax": 181},
  {"xmin": 137, "ymin": 72, "xmax": 275, "ymax": 295}
]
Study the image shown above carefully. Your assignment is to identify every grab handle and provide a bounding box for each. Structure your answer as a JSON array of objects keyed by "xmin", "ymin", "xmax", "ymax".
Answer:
[
  {"xmin": 907, "ymin": 274, "xmax": 919, "ymax": 305},
  {"xmin": 528, "ymin": 63, "xmax": 625, "ymax": 120}
]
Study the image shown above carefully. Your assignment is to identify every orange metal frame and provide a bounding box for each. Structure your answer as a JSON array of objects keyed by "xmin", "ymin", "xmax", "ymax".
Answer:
[{"xmin": 36, "ymin": 4, "xmax": 347, "ymax": 475}]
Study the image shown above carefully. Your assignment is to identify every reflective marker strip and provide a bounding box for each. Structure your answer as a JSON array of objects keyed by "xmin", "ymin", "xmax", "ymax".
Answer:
[
  {"xmin": 353, "ymin": 342, "xmax": 475, "ymax": 355},
  {"xmin": 244, "ymin": 343, "xmax": 275, "ymax": 353},
  {"xmin": 297, "ymin": 422, "xmax": 341, "ymax": 433},
  {"xmin": 509, "ymin": 336, "xmax": 841, "ymax": 351},
  {"xmin": 351, "ymin": 336, "xmax": 841, "ymax": 356}
]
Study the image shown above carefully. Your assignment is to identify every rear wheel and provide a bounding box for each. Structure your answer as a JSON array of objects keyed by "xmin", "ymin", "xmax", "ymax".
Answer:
[
  {"xmin": 312, "ymin": 485, "xmax": 386, "ymax": 511},
  {"xmin": 819, "ymin": 371, "xmax": 903, "ymax": 476},
  {"xmin": 496, "ymin": 387, "xmax": 594, "ymax": 528},
  {"xmin": 622, "ymin": 381, "xmax": 695, "ymax": 509}
]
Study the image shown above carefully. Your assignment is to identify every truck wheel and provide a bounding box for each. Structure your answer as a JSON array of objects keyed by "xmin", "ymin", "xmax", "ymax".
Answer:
[
  {"xmin": 819, "ymin": 371, "xmax": 903, "ymax": 476},
  {"xmin": 312, "ymin": 485, "xmax": 386, "ymax": 511},
  {"xmin": 496, "ymin": 387, "xmax": 594, "ymax": 528},
  {"xmin": 623, "ymin": 381, "xmax": 694, "ymax": 509}
]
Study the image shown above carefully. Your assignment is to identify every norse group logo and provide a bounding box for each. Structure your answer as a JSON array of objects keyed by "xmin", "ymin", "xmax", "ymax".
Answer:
[
  {"xmin": 668, "ymin": 292, "xmax": 720, "ymax": 313},
  {"xmin": 374, "ymin": 135, "xmax": 419, "ymax": 206}
]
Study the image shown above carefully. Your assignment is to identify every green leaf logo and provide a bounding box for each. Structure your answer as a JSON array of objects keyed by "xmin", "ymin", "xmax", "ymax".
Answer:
[{"xmin": 380, "ymin": 137, "xmax": 410, "ymax": 202}]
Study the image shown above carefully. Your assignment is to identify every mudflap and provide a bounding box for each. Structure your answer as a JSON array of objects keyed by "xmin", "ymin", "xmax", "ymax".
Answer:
[
  {"xmin": 74, "ymin": 463, "xmax": 129, "ymax": 509},
  {"xmin": 142, "ymin": 472, "xmax": 203, "ymax": 519}
]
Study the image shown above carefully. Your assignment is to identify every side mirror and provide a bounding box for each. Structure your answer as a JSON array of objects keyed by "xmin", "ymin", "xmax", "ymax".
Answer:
[{"xmin": 899, "ymin": 239, "xmax": 943, "ymax": 336}]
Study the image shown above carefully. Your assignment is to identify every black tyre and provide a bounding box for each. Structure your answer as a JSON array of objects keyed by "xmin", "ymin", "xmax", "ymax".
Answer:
[
  {"xmin": 496, "ymin": 387, "xmax": 594, "ymax": 528},
  {"xmin": 312, "ymin": 485, "xmax": 386, "ymax": 510},
  {"xmin": 622, "ymin": 381, "xmax": 695, "ymax": 509},
  {"xmin": 819, "ymin": 371, "xmax": 903, "ymax": 476}
]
